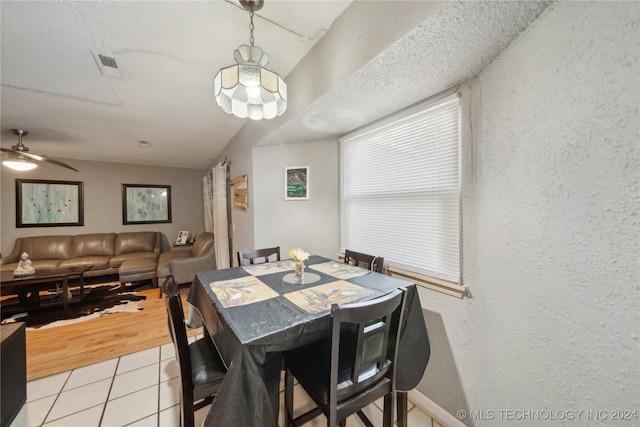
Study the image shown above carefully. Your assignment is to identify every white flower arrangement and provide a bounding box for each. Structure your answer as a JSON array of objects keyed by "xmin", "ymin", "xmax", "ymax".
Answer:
[{"xmin": 289, "ymin": 247, "xmax": 310, "ymax": 262}]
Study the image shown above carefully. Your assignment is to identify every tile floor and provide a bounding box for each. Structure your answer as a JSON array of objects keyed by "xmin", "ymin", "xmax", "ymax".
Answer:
[{"xmin": 9, "ymin": 334, "xmax": 439, "ymax": 427}]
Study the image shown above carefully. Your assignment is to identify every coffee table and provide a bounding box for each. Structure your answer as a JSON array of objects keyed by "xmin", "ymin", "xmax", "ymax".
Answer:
[{"xmin": 1, "ymin": 266, "xmax": 91, "ymax": 312}]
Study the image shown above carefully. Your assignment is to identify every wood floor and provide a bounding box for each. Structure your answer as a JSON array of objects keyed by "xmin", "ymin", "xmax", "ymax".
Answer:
[{"xmin": 22, "ymin": 284, "xmax": 200, "ymax": 381}]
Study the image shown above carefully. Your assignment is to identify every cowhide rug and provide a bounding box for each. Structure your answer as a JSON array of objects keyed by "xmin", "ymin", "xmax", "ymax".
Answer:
[{"xmin": 1, "ymin": 282, "xmax": 147, "ymax": 330}]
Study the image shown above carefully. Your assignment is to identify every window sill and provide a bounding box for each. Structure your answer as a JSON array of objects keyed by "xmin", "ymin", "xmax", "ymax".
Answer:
[
  {"xmin": 337, "ymin": 252, "xmax": 469, "ymax": 299},
  {"xmin": 386, "ymin": 266, "xmax": 469, "ymax": 299}
]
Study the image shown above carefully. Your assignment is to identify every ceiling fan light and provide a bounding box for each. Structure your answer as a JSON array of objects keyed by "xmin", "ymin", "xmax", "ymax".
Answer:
[{"xmin": 3, "ymin": 159, "xmax": 37, "ymax": 171}]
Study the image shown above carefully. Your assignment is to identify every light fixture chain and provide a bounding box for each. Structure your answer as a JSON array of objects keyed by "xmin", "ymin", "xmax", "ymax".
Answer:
[{"xmin": 249, "ymin": 9, "xmax": 255, "ymax": 46}]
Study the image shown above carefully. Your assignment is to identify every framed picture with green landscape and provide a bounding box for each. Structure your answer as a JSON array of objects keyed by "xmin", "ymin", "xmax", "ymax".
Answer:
[
  {"xmin": 285, "ymin": 166, "xmax": 309, "ymax": 200},
  {"xmin": 122, "ymin": 184, "xmax": 172, "ymax": 224},
  {"xmin": 16, "ymin": 179, "xmax": 84, "ymax": 227}
]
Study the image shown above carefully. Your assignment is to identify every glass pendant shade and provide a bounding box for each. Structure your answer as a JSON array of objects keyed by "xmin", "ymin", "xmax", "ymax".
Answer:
[{"xmin": 214, "ymin": 45, "xmax": 287, "ymax": 120}]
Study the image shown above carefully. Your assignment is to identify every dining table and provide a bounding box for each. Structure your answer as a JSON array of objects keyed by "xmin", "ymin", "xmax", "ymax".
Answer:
[{"xmin": 187, "ymin": 255, "xmax": 430, "ymax": 427}]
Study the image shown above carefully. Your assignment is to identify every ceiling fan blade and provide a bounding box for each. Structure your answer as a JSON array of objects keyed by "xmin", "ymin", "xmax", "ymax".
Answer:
[
  {"xmin": 1, "ymin": 147, "xmax": 79, "ymax": 172},
  {"xmin": 30, "ymin": 154, "xmax": 79, "ymax": 172}
]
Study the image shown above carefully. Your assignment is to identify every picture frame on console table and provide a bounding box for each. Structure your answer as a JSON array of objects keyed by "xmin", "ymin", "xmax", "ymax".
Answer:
[
  {"xmin": 16, "ymin": 179, "xmax": 84, "ymax": 227},
  {"xmin": 122, "ymin": 184, "xmax": 172, "ymax": 225},
  {"xmin": 285, "ymin": 166, "xmax": 309, "ymax": 200}
]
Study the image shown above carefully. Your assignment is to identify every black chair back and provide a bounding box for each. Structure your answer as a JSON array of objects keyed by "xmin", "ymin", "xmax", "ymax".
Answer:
[
  {"xmin": 285, "ymin": 289, "xmax": 406, "ymax": 427},
  {"xmin": 237, "ymin": 246, "xmax": 281, "ymax": 266},
  {"xmin": 162, "ymin": 276, "xmax": 226, "ymax": 427},
  {"xmin": 344, "ymin": 249, "xmax": 384, "ymax": 273}
]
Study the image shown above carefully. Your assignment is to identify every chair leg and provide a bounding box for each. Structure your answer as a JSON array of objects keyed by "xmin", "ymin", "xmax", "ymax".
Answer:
[
  {"xmin": 382, "ymin": 393, "xmax": 393, "ymax": 427},
  {"xmin": 285, "ymin": 367, "xmax": 295, "ymax": 427},
  {"xmin": 397, "ymin": 391, "xmax": 408, "ymax": 427}
]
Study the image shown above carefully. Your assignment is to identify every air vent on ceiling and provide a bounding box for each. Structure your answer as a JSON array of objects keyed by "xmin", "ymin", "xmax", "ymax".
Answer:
[
  {"xmin": 99, "ymin": 54, "xmax": 118, "ymax": 69},
  {"xmin": 90, "ymin": 49, "xmax": 120, "ymax": 78}
]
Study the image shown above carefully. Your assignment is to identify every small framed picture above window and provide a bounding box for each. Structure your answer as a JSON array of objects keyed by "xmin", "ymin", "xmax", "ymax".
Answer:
[{"xmin": 285, "ymin": 166, "xmax": 309, "ymax": 200}]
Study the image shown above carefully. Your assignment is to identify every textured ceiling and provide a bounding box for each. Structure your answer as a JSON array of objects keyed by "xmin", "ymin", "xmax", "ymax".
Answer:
[{"xmin": 1, "ymin": 0, "xmax": 550, "ymax": 170}]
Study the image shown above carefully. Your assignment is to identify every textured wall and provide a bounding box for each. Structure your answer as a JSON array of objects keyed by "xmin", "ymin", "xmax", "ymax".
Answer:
[{"xmin": 419, "ymin": 2, "xmax": 639, "ymax": 425}]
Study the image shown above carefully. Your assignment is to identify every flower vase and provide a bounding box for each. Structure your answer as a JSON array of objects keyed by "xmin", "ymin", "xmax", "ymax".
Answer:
[{"xmin": 294, "ymin": 261, "xmax": 305, "ymax": 284}]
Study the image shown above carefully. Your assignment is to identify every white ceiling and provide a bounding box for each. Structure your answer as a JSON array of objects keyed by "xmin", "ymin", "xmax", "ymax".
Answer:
[{"xmin": 1, "ymin": 0, "xmax": 550, "ymax": 171}]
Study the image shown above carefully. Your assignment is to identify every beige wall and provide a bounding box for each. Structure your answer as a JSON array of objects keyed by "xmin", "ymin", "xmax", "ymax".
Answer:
[
  {"xmin": 253, "ymin": 139, "xmax": 340, "ymax": 259},
  {"xmin": 1, "ymin": 159, "xmax": 205, "ymax": 256}
]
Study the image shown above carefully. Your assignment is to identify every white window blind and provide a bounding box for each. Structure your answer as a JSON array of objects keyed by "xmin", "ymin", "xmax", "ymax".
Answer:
[{"xmin": 340, "ymin": 93, "xmax": 460, "ymax": 284}]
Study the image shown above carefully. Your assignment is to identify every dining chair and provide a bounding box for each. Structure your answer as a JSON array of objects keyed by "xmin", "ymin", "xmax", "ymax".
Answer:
[
  {"xmin": 237, "ymin": 246, "xmax": 281, "ymax": 266},
  {"xmin": 162, "ymin": 276, "xmax": 227, "ymax": 427},
  {"xmin": 284, "ymin": 289, "xmax": 406, "ymax": 427},
  {"xmin": 344, "ymin": 249, "xmax": 384, "ymax": 273},
  {"xmin": 344, "ymin": 249, "xmax": 412, "ymax": 425}
]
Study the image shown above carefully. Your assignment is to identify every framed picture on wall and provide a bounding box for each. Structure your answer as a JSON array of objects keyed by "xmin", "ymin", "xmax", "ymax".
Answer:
[
  {"xmin": 122, "ymin": 184, "xmax": 172, "ymax": 224},
  {"xmin": 16, "ymin": 179, "xmax": 84, "ymax": 227},
  {"xmin": 285, "ymin": 166, "xmax": 309, "ymax": 200}
]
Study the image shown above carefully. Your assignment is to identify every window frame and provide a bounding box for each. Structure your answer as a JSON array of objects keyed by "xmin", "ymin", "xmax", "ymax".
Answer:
[{"xmin": 339, "ymin": 89, "xmax": 466, "ymax": 297}]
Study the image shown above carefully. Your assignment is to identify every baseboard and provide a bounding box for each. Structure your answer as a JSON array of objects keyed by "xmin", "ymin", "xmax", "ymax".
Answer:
[{"xmin": 408, "ymin": 389, "xmax": 466, "ymax": 427}]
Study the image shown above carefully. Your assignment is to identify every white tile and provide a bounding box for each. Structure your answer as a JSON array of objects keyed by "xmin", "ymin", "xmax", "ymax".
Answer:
[
  {"xmin": 26, "ymin": 371, "xmax": 70, "ymax": 402},
  {"xmin": 158, "ymin": 404, "xmax": 180, "ymax": 427},
  {"xmin": 42, "ymin": 404, "xmax": 103, "ymax": 426},
  {"xmin": 159, "ymin": 377, "xmax": 181, "ymax": 411},
  {"xmin": 124, "ymin": 413, "xmax": 158, "ymax": 426},
  {"xmin": 45, "ymin": 378, "xmax": 111, "ymax": 422},
  {"xmin": 16, "ymin": 342, "xmax": 435, "ymax": 427},
  {"xmin": 116, "ymin": 347, "xmax": 160, "ymax": 374},
  {"xmin": 101, "ymin": 385, "xmax": 159, "ymax": 427},
  {"xmin": 64, "ymin": 358, "xmax": 118, "ymax": 391},
  {"xmin": 109, "ymin": 364, "xmax": 159, "ymax": 400},
  {"xmin": 160, "ymin": 342, "xmax": 175, "ymax": 361},
  {"xmin": 194, "ymin": 402, "xmax": 212, "ymax": 427},
  {"xmin": 348, "ymin": 403, "xmax": 383, "ymax": 426},
  {"xmin": 9, "ymin": 395, "xmax": 56, "ymax": 427},
  {"xmin": 160, "ymin": 358, "xmax": 179, "ymax": 382},
  {"xmin": 408, "ymin": 405, "xmax": 434, "ymax": 426}
]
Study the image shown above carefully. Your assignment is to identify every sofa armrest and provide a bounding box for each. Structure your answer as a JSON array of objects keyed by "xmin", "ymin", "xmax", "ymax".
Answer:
[
  {"xmin": 170, "ymin": 248, "xmax": 216, "ymax": 284},
  {"xmin": 3, "ymin": 238, "xmax": 24, "ymax": 264}
]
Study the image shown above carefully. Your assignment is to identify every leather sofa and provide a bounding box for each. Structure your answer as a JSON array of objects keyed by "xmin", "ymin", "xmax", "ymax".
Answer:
[
  {"xmin": 1, "ymin": 232, "xmax": 161, "ymax": 279},
  {"xmin": 156, "ymin": 232, "xmax": 215, "ymax": 285}
]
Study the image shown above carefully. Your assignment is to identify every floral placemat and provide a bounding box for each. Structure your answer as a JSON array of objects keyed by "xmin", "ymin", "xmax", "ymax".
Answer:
[
  {"xmin": 242, "ymin": 260, "xmax": 295, "ymax": 276},
  {"xmin": 283, "ymin": 280, "xmax": 375, "ymax": 314},
  {"xmin": 308, "ymin": 261, "xmax": 370, "ymax": 280},
  {"xmin": 209, "ymin": 276, "xmax": 279, "ymax": 308}
]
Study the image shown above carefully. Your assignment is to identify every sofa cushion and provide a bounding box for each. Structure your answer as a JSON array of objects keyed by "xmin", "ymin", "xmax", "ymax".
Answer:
[
  {"xmin": 110, "ymin": 253, "xmax": 157, "ymax": 268},
  {"xmin": 156, "ymin": 251, "xmax": 191, "ymax": 278},
  {"xmin": 59, "ymin": 256, "xmax": 111, "ymax": 270},
  {"xmin": 70, "ymin": 233, "xmax": 116, "ymax": 258},
  {"xmin": 115, "ymin": 232, "xmax": 158, "ymax": 256},
  {"xmin": 119, "ymin": 257, "xmax": 157, "ymax": 275},
  {"xmin": 1, "ymin": 259, "xmax": 63, "ymax": 271},
  {"xmin": 18, "ymin": 235, "xmax": 71, "ymax": 261}
]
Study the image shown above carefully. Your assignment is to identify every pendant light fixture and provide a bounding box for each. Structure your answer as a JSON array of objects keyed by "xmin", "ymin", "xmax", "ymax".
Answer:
[{"xmin": 214, "ymin": 0, "xmax": 287, "ymax": 120}]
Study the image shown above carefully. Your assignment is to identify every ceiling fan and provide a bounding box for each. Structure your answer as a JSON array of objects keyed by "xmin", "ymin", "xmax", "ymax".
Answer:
[{"xmin": 1, "ymin": 129, "xmax": 78, "ymax": 172}]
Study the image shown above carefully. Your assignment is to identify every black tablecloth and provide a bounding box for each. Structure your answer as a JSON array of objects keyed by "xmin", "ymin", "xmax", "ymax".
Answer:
[{"xmin": 187, "ymin": 255, "xmax": 430, "ymax": 427}]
